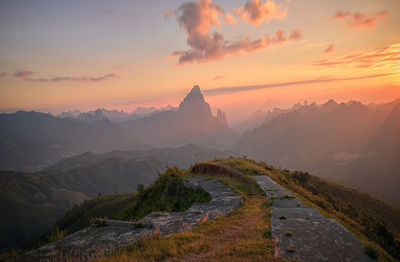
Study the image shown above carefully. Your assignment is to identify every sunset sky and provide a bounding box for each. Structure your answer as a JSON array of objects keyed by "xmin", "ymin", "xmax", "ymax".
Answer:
[{"xmin": 1, "ymin": 0, "xmax": 399, "ymax": 123}]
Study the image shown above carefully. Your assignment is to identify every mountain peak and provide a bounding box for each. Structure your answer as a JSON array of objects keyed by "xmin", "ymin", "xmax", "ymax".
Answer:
[
  {"xmin": 184, "ymin": 85, "xmax": 204, "ymax": 102},
  {"xmin": 179, "ymin": 85, "xmax": 208, "ymax": 110}
]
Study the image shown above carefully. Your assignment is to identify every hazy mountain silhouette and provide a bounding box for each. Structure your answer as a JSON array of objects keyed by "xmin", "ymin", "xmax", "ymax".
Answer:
[
  {"xmin": 234, "ymin": 99, "xmax": 400, "ymax": 206},
  {"xmin": 0, "ymin": 111, "xmax": 137, "ymax": 171},
  {"xmin": 122, "ymin": 86, "xmax": 237, "ymax": 147},
  {"xmin": 0, "ymin": 86, "xmax": 236, "ymax": 171}
]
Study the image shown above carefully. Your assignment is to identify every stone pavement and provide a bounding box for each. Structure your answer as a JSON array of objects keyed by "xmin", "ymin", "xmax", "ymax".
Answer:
[
  {"xmin": 253, "ymin": 175, "xmax": 373, "ymax": 262},
  {"xmin": 18, "ymin": 177, "xmax": 242, "ymax": 261}
]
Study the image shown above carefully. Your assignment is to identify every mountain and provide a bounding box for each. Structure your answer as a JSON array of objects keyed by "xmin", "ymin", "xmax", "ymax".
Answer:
[
  {"xmin": 233, "ymin": 99, "xmax": 400, "ymax": 206},
  {"xmin": 0, "ymin": 144, "xmax": 237, "ymax": 249},
  {"xmin": 122, "ymin": 86, "xmax": 237, "ymax": 148},
  {"xmin": 58, "ymin": 106, "xmax": 177, "ymax": 123},
  {"xmin": 232, "ymin": 102, "xmax": 305, "ymax": 133},
  {"xmin": 0, "ymin": 111, "xmax": 136, "ymax": 171},
  {"xmin": 0, "ymin": 87, "xmax": 229, "ymax": 171}
]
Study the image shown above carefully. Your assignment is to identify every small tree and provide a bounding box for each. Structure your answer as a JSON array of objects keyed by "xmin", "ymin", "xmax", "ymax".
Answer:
[{"xmin": 137, "ymin": 184, "xmax": 145, "ymax": 194}]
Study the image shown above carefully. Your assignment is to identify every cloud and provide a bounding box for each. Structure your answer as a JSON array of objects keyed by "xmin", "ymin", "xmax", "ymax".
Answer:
[
  {"xmin": 13, "ymin": 70, "xmax": 120, "ymax": 82},
  {"xmin": 213, "ymin": 75, "xmax": 225, "ymax": 80},
  {"xmin": 224, "ymin": 12, "xmax": 237, "ymax": 25},
  {"xmin": 334, "ymin": 10, "xmax": 388, "ymax": 29},
  {"xmin": 289, "ymin": 29, "xmax": 301, "ymax": 40},
  {"xmin": 166, "ymin": 0, "xmax": 299, "ymax": 65},
  {"xmin": 323, "ymin": 44, "xmax": 335, "ymax": 54},
  {"xmin": 203, "ymin": 73, "xmax": 394, "ymax": 95},
  {"xmin": 164, "ymin": 9, "xmax": 175, "ymax": 19},
  {"xmin": 169, "ymin": 29, "xmax": 300, "ymax": 64},
  {"xmin": 234, "ymin": 0, "xmax": 288, "ymax": 26},
  {"xmin": 14, "ymin": 70, "xmax": 35, "ymax": 78},
  {"xmin": 313, "ymin": 43, "xmax": 400, "ymax": 69},
  {"xmin": 28, "ymin": 73, "xmax": 120, "ymax": 82},
  {"xmin": 0, "ymin": 72, "xmax": 8, "ymax": 78}
]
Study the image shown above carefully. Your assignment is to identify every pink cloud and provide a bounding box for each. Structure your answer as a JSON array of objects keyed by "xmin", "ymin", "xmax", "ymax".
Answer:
[
  {"xmin": 289, "ymin": 29, "xmax": 301, "ymax": 40},
  {"xmin": 213, "ymin": 75, "xmax": 226, "ymax": 80},
  {"xmin": 324, "ymin": 44, "xmax": 335, "ymax": 54},
  {"xmin": 0, "ymin": 72, "xmax": 8, "ymax": 78},
  {"xmin": 167, "ymin": 0, "xmax": 300, "ymax": 65},
  {"xmin": 14, "ymin": 70, "xmax": 35, "ymax": 78},
  {"xmin": 234, "ymin": 0, "xmax": 288, "ymax": 27},
  {"xmin": 334, "ymin": 10, "xmax": 388, "ymax": 29},
  {"xmin": 170, "ymin": 29, "xmax": 301, "ymax": 65}
]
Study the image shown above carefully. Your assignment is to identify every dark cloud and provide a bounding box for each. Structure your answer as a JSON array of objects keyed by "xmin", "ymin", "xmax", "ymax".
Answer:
[{"xmin": 204, "ymin": 73, "xmax": 394, "ymax": 95}]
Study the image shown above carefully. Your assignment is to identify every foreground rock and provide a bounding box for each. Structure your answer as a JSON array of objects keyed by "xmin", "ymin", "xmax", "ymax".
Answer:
[
  {"xmin": 253, "ymin": 175, "xmax": 373, "ymax": 262},
  {"xmin": 18, "ymin": 177, "xmax": 242, "ymax": 262}
]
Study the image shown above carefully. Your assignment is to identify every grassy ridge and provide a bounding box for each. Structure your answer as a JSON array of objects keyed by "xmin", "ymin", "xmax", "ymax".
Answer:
[
  {"xmin": 213, "ymin": 158, "xmax": 400, "ymax": 261},
  {"xmin": 100, "ymin": 163, "xmax": 277, "ymax": 262}
]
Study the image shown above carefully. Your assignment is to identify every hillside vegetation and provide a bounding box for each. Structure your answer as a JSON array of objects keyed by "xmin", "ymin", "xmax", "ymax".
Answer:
[
  {"xmin": 100, "ymin": 158, "xmax": 399, "ymax": 261},
  {"xmin": 5, "ymin": 158, "xmax": 399, "ymax": 261}
]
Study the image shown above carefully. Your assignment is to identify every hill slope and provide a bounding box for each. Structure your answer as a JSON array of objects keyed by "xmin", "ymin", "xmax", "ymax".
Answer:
[
  {"xmin": 233, "ymin": 99, "xmax": 400, "ymax": 206},
  {"xmin": 12, "ymin": 158, "xmax": 399, "ymax": 261},
  {"xmin": 0, "ymin": 144, "xmax": 237, "ymax": 249}
]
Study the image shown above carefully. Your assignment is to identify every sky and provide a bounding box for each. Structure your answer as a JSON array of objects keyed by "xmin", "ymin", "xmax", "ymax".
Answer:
[{"xmin": 0, "ymin": 0, "xmax": 399, "ymax": 123}]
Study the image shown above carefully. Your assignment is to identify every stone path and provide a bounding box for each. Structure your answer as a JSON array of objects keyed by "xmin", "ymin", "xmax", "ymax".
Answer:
[
  {"xmin": 18, "ymin": 177, "xmax": 242, "ymax": 262},
  {"xmin": 253, "ymin": 175, "xmax": 373, "ymax": 262}
]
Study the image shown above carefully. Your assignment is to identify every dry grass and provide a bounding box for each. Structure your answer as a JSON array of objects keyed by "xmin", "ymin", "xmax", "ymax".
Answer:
[{"xmin": 98, "ymin": 174, "xmax": 280, "ymax": 262}]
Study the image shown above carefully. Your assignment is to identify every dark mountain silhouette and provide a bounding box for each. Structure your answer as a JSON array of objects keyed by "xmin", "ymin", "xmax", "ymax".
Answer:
[
  {"xmin": 122, "ymin": 86, "xmax": 237, "ymax": 147},
  {"xmin": 233, "ymin": 99, "xmax": 400, "ymax": 206}
]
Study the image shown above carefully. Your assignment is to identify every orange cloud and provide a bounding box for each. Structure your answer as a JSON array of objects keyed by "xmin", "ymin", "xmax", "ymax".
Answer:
[
  {"xmin": 334, "ymin": 10, "xmax": 388, "ymax": 29},
  {"xmin": 224, "ymin": 12, "xmax": 237, "ymax": 25},
  {"xmin": 313, "ymin": 43, "xmax": 400, "ymax": 69},
  {"xmin": 324, "ymin": 44, "xmax": 335, "ymax": 54},
  {"xmin": 234, "ymin": 0, "xmax": 288, "ymax": 26}
]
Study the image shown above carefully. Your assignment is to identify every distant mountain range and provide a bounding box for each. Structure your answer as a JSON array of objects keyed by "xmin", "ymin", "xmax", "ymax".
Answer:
[
  {"xmin": 233, "ymin": 98, "xmax": 400, "ymax": 206},
  {"xmin": 0, "ymin": 86, "xmax": 234, "ymax": 171},
  {"xmin": 0, "ymin": 144, "xmax": 237, "ymax": 249},
  {"xmin": 58, "ymin": 105, "xmax": 177, "ymax": 123}
]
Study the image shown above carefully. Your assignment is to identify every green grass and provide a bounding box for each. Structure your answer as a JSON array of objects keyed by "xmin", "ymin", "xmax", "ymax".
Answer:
[{"xmin": 118, "ymin": 167, "xmax": 212, "ymax": 221}]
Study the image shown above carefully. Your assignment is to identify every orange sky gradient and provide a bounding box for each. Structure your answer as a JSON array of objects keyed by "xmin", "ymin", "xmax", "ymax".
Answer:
[{"xmin": 0, "ymin": 0, "xmax": 399, "ymax": 124}]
